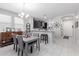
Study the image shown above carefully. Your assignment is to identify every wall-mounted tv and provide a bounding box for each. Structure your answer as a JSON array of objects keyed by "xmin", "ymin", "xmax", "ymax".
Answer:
[
  {"xmin": 43, "ymin": 22, "xmax": 47, "ymax": 29},
  {"xmin": 33, "ymin": 20, "xmax": 40, "ymax": 28},
  {"xmin": 33, "ymin": 18, "xmax": 47, "ymax": 29},
  {"xmin": 33, "ymin": 18, "xmax": 42, "ymax": 29}
]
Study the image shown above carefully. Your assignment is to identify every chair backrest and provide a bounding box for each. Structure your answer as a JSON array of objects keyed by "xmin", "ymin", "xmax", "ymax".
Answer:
[
  {"xmin": 41, "ymin": 34, "xmax": 48, "ymax": 39},
  {"xmin": 41, "ymin": 34, "xmax": 44, "ymax": 40},
  {"xmin": 12, "ymin": 33, "xmax": 17, "ymax": 45},
  {"xmin": 17, "ymin": 35, "xmax": 24, "ymax": 50},
  {"xmin": 32, "ymin": 33, "xmax": 39, "ymax": 37},
  {"xmin": 32, "ymin": 33, "xmax": 41, "ymax": 43}
]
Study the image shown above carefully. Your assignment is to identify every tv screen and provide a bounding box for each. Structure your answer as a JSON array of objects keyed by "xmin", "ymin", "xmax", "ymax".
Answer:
[
  {"xmin": 33, "ymin": 19, "xmax": 41, "ymax": 28},
  {"xmin": 33, "ymin": 18, "xmax": 47, "ymax": 29},
  {"xmin": 43, "ymin": 22, "xmax": 47, "ymax": 29}
]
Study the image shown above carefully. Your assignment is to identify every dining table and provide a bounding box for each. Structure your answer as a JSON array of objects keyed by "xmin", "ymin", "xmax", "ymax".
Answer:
[{"xmin": 23, "ymin": 36, "xmax": 40, "ymax": 55}]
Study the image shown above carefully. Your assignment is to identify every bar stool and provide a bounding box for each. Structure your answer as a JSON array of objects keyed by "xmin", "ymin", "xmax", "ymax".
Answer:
[{"xmin": 41, "ymin": 34, "xmax": 48, "ymax": 44}]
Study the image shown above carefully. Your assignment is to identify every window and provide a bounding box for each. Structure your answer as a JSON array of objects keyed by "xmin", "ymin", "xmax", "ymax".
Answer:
[
  {"xmin": 0, "ymin": 14, "xmax": 11, "ymax": 32},
  {"xmin": 14, "ymin": 17, "xmax": 24, "ymax": 24},
  {"xmin": 14, "ymin": 17, "xmax": 24, "ymax": 31},
  {"xmin": 0, "ymin": 14, "xmax": 11, "ymax": 23}
]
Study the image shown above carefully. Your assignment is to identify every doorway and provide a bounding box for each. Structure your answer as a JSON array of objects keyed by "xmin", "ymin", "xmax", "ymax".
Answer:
[{"xmin": 63, "ymin": 20, "xmax": 73, "ymax": 39}]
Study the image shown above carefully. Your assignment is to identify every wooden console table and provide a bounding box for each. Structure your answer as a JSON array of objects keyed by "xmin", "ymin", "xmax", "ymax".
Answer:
[{"xmin": 0, "ymin": 31, "xmax": 22, "ymax": 47}]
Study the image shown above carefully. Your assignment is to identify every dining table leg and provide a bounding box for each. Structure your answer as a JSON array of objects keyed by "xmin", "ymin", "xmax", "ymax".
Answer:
[{"xmin": 38, "ymin": 38, "xmax": 40, "ymax": 51}]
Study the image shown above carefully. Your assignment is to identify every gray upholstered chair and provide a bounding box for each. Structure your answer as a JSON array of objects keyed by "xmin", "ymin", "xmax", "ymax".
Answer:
[
  {"xmin": 32, "ymin": 33, "xmax": 40, "ymax": 51},
  {"xmin": 26, "ymin": 32, "xmax": 40, "ymax": 53},
  {"xmin": 41, "ymin": 34, "xmax": 48, "ymax": 44},
  {"xmin": 17, "ymin": 35, "xmax": 26, "ymax": 56},
  {"xmin": 12, "ymin": 34, "xmax": 18, "ymax": 52},
  {"xmin": 32, "ymin": 33, "xmax": 39, "ymax": 37}
]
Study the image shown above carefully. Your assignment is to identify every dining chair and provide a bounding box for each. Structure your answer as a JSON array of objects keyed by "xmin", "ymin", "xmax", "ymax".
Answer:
[
  {"xmin": 17, "ymin": 35, "xmax": 26, "ymax": 56},
  {"xmin": 12, "ymin": 33, "xmax": 18, "ymax": 52},
  {"xmin": 26, "ymin": 32, "xmax": 40, "ymax": 53},
  {"xmin": 41, "ymin": 34, "xmax": 48, "ymax": 44},
  {"xmin": 41, "ymin": 34, "xmax": 44, "ymax": 42},
  {"xmin": 32, "ymin": 33, "xmax": 40, "ymax": 51},
  {"xmin": 45, "ymin": 34, "xmax": 48, "ymax": 44},
  {"xmin": 32, "ymin": 33, "xmax": 39, "ymax": 37}
]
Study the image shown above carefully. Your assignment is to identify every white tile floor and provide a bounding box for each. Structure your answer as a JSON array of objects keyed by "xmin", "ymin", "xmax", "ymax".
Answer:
[{"xmin": 0, "ymin": 37, "xmax": 79, "ymax": 56}]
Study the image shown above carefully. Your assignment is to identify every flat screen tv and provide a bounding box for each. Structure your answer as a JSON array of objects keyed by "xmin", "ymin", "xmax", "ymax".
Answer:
[
  {"xmin": 43, "ymin": 22, "xmax": 47, "ymax": 29},
  {"xmin": 33, "ymin": 19, "xmax": 41, "ymax": 28},
  {"xmin": 33, "ymin": 18, "xmax": 47, "ymax": 29}
]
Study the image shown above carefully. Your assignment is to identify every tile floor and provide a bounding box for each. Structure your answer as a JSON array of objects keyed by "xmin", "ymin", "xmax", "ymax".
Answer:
[{"xmin": 0, "ymin": 37, "xmax": 79, "ymax": 56}]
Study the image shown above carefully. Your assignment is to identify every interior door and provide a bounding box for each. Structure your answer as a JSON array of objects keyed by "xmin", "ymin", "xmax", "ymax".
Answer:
[{"xmin": 63, "ymin": 20, "xmax": 73, "ymax": 37}]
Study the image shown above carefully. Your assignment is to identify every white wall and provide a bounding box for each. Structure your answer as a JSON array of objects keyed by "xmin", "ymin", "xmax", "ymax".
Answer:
[{"xmin": 14, "ymin": 17, "xmax": 24, "ymax": 31}]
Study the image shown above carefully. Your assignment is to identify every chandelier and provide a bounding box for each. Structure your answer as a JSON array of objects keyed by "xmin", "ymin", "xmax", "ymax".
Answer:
[{"xmin": 18, "ymin": 3, "xmax": 30, "ymax": 19}]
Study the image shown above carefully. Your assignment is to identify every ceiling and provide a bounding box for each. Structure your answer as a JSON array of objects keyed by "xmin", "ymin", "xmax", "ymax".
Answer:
[{"xmin": 0, "ymin": 3, "xmax": 79, "ymax": 19}]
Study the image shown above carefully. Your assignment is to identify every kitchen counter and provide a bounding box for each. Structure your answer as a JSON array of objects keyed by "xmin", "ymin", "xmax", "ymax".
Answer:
[{"xmin": 31, "ymin": 29, "xmax": 55, "ymax": 43}]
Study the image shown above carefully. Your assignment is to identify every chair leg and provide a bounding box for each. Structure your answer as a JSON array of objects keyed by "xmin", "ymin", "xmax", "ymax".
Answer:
[
  {"xmin": 18, "ymin": 48, "xmax": 20, "ymax": 56},
  {"xmin": 47, "ymin": 39, "xmax": 48, "ymax": 43},
  {"xmin": 45, "ymin": 38, "xmax": 46, "ymax": 44},
  {"xmin": 15, "ymin": 45, "xmax": 17, "ymax": 52},
  {"xmin": 31, "ymin": 46, "xmax": 33, "ymax": 53},
  {"xmin": 21, "ymin": 50, "xmax": 23, "ymax": 56},
  {"xmin": 13, "ymin": 44, "xmax": 15, "ymax": 50},
  {"xmin": 45, "ymin": 39, "xmax": 46, "ymax": 44}
]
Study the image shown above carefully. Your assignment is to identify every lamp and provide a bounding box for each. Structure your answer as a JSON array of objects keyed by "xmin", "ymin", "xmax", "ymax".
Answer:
[
  {"xmin": 18, "ymin": 3, "xmax": 37, "ymax": 18},
  {"xmin": 18, "ymin": 3, "xmax": 25, "ymax": 18},
  {"xmin": 18, "ymin": 12, "xmax": 30, "ymax": 18},
  {"xmin": 18, "ymin": 3, "xmax": 30, "ymax": 18}
]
